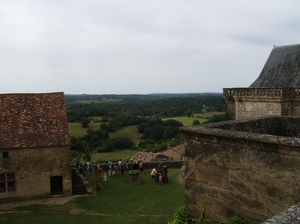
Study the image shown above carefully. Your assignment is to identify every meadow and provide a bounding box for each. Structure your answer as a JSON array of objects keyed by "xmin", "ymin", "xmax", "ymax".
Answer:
[
  {"xmin": 0, "ymin": 169, "xmax": 184, "ymax": 224},
  {"xmin": 89, "ymin": 149, "xmax": 137, "ymax": 164},
  {"xmin": 68, "ymin": 112, "xmax": 225, "ymax": 138}
]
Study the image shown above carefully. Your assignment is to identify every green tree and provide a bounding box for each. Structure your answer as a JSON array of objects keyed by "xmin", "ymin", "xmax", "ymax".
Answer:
[
  {"xmin": 137, "ymin": 123, "xmax": 149, "ymax": 133},
  {"xmin": 99, "ymin": 122, "xmax": 109, "ymax": 131},
  {"xmin": 192, "ymin": 120, "xmax": 200, "ymax": 125},
  {"xmin": 110, "ymin": 137, "xmax": 135, "ymax": 149},
  {"xmin": 103, "ymin": 141, "xmax": 113, "ymax": 152},
  {"xmin": 164, "ymin": 129, "xmax": 173, "ymax": 140},
  {"xmin": 80, "ymin": 117, "xmax": 90, "ymax": 128},
  {"xmin": 185, "ymin": 109, "xmax": 193, "ymax": 117},
  {"xmin": 151, "ymin": 125, "xmax": 165, "ymax": 141},
  {"xmin": 163, "ymin": 119, "xmax": 183, "ymax": 127},
  {"xmin": 142, "ymin": 127, "xmax": 152, "ymax": 139},
  {"xmin": 82, "ymin": 142, "xmax": 91, "ymax": 161}
]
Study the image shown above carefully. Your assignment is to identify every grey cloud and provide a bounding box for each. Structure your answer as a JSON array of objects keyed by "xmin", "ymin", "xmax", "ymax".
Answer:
[{"xmin": 1, "ymin": 0, "xmax": 300, "ymax": 94}]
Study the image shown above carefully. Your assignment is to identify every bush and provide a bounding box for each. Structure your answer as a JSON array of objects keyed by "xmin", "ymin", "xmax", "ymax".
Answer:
[
  {"xmin": 171, "ymin": 205, "xmax": 191, "ymax": 224},
  {"xmin": 227, "ymin": 216, "xmax": 244, "ymax": 224},
  {"xmin": 170, "ymin": 206, "xmax": 244, "ymax": 224}
]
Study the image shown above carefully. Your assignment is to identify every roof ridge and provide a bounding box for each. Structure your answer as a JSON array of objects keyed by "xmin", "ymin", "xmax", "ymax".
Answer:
[{"xmin": 274, "ymin": 43, "xmax": 300, "ymax": 49}]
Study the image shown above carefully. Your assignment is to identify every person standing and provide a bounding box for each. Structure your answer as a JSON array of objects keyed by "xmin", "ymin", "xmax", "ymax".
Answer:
[
  {"xmin": 79, "ymin": 165, "xmax": 86, "ymax": 177},
  {"xmin": 97, "ymin": 165, "xmax": 103, "ymax": 181},
  {"xmin": 103, "ymin": 173, "xmax": 108, "ymax": 185},
  {"xmin": 118, "ymin": 159, "xmax": 123, "ymax": 166},
  {"xmin": 108, "ymin": 161, "xmax": 112, "ymax": 177},
  {"xmin": 119, "ymin": 162, "xmax": 125, "ymax": 175},
  {"xmin": 139, "ymin": 161, "xmax": 144, "ymax": 173},
  {"xmin": 86, "ymin": 161, "xmax": 90, "ymax": 173},
  {"xmin": 151, "ymin": 168, "xmax": 157, "ymax": 182},
  {"xmin": 133, "ymin": 159, "xmax": 138, "ymax": 170}
]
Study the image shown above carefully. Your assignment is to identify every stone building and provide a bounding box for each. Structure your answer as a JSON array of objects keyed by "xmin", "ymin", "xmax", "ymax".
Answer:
[
  {"xmin": 224, "ymin": 44, "xmax": 300, "ymax": 120},
  {"xmin": 0, "ymin": 92, "xmax": 72, "ymax": 202},
  {"xmin": 161, "ymin": 144, "xmax": 185, "ymax": 161},
  {"xmin": 181, "ymin": 44, "xmax": 300, "ymax": 223}
]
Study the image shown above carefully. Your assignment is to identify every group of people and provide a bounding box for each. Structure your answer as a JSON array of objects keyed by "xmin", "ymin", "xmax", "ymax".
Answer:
[
  {"xmin": 77, "ymin": 159, "xmax": 165, "ymax": 191},
  {"xmin": 94, "ymin": 159, "xmax": 129, "ymax": 191},
  {"xmin": 132, "ymin": 159, "xmax": 144, "ymax": 173}
]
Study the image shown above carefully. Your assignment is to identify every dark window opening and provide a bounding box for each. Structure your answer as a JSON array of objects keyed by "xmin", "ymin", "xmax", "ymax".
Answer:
[
  {"xmin": 2, "ymin": 152, "xmax": 9, "ymax": 159},
  {"xmin": 0, "ymin": 173, "xmax": 15, "ymax": 193}
]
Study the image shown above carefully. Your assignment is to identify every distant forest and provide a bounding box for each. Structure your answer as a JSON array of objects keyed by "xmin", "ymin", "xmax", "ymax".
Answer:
[
  {"xmin": 65, "ymin": 93, "xmax": 225, "ymax": 124},
  {"xmin": 65, "ymin": 93, "xmax": 226, "ymax": 157}
]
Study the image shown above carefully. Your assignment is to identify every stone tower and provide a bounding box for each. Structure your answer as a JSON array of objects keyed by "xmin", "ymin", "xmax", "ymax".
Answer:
[{"xmin": 223, "ymin": 44, "xmax": 300, "ymax": 120}]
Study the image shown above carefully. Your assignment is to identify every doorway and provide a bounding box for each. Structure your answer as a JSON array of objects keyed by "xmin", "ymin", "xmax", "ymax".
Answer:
[{"xmin": 50, "ymin": 176, "xmax": 63, "ymax": 195}]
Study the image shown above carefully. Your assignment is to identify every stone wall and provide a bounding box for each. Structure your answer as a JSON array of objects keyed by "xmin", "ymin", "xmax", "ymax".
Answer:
[
  {"xmin": 223, "ymin": 88, "xmax": 300, "ymax": 120},
  {"xmin": 235, "ymin": 101, "xmax": 281, "ymax": 119},
  {"xmin": 0, "ymin": 145, "xmax": 71, "ymax": 202},
  {"xmin": 181, "ymin": 116, "xmax": 300, "ymax": 224}
]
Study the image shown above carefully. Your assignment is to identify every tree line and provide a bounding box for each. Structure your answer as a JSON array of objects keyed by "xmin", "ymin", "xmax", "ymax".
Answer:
[{"xmin": 66, "ymin": 94, "xmax": 225, "ymax": 124}]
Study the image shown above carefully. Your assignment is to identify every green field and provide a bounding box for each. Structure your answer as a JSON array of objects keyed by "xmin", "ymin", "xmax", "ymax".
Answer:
[
  {"xmin": 163, "ymin": 116, "xmax": 206, "ymax": 127},
  {"xmin": 163, "ymin": 112, "xmax": 224, "ymax": 127},
  {"xmin": 68, "ymin": 123, "xmax": 142, "ymax": 144},
  {"xmin": 68, "ymin": 112, "xmax": 225, "ymax": 138},
  {"xmin": 68, "ymin": 122, "xmax": 100, "ymax": 137},
  {"xmin": 0, "ymin": 169, "xmax": 184, "ymax": 224},
  {"xmin": 109, "ymin": 125, "xmax": 142, "ymax": 143},
  {"xmin": 87, "ymin": 149, "xmax": 138, "ymax": 164}
]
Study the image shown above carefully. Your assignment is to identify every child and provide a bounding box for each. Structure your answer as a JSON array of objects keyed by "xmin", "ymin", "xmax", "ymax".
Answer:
[
  {"xmin": 112, "ymin": 166, "xmax": 116, "ymax": 176},
  {"xmin": 103, "ymin": 172, "xmax": 107, "ymax": 185},
  {"xmin": 158, "ymin": 173, "xmax": 163, "ymax": 185},
  {"xmin": 95, "ymin": 181, "xmax": 101, "ymax": 191}
]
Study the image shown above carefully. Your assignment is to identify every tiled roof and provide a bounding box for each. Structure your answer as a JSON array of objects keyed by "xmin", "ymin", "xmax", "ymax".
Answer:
[
  {"xmin": 131, "ymin": 151, "xmax": 163, "ymax": 162},
  {"xmin": 0, "ymin": 92, "xmax": 70, "ymax": 149},
  {"xmin": 170, "ymin": 144, "xmax": 185, "ymax": 155},
  {"xmin": 250, "ymin": 44, "xmax": 300, "ymax": 88}
]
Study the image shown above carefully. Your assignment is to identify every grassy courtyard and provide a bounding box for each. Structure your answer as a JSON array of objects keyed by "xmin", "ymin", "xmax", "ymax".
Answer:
[{"xmin": 0, "ymin": 169, "xmax": 184, "ymax": 224}]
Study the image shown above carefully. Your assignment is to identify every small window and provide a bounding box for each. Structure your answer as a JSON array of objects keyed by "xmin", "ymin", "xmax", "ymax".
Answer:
[
  {"xmin": 0, "ymin": 173, "xmax": 15, "ymax": 193},
  {"xmin": 0, "ymin": 182, "xmax": 5, "ymax": 192},
  {"xmin": 2, "ymin": 152, "xmax": 9, "ymax": 159}
]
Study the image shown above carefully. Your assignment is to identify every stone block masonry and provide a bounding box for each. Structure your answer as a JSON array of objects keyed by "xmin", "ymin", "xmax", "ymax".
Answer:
[{"xmin": 181, "ymin": 116, "xmax": 300, "ymax": 224}]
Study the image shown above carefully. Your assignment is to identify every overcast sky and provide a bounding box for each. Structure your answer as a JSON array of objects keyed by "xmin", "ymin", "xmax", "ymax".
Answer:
[{"xmin": 1, "ymin": 0, "xmax": 299, "ymax": 94}]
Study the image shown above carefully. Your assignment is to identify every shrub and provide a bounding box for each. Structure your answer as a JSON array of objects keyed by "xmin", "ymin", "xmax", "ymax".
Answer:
[
  {"xmin": 170, "ymin": 206, "xmax": 244, "ymax": 224},
  {"xmin": 171, "ymin": 205, "xmax": 191, "ymax": 224},
  {"xmin": 227, "ymin": 216, "xmax": 244, "ymax": 224}
]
